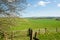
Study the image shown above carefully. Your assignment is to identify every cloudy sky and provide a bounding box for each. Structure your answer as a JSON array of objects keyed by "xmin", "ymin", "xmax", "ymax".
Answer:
[{"xmin": 22, "ymin": 0, "xmax": 60, "ymax": 17}]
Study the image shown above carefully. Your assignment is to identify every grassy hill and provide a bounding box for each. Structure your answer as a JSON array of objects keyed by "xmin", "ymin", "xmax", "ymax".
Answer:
[
  {"xmin": 0, "ymin": 17, "xmax": 60, "ymax": 31},
  {"xmin": 0, "ymin": 17, "xmax": 60, "ymax": 40}
]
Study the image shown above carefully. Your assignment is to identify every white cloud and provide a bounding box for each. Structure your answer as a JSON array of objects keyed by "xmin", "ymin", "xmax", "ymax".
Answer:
[
  {"xmin": 57, "ymin": 4, "xmax": 60, "ymax": 7},
  {"xmin": 27, "ymin": 1, "xmax": 51, "ymax": 8},
  {"xmin": 38, "ymin": 1, "xmax": 50, "ymax": 6},
  {"xmin": 27, "ymin": 4, "xmax": 32, "ymax": 7}
]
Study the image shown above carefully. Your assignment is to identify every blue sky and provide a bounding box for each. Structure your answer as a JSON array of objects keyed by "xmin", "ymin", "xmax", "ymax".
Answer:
[{"xmin": 21, "ymin": 0, "xmax": 60, "ymax": 17}]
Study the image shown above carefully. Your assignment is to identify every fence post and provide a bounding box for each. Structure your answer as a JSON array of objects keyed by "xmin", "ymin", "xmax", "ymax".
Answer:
[
  {"xmin": 56, "ymin": 27, "xmax": 58, "ymax": 33},
  {"xmin": 38, "ymin": 29, "xmax": 40, "ymax": 34},
  {"xmin": 30, "ymin": 29, "xmax": 33, "ymax": 40},
  {"xmin": 28, "ymin": 28, "xmax": 33, "ymax": 40},
  {"xmin": 33, "ymin": 32, "xmax": 39, "ymax": 40},
  {"xmin": 34, "ymin": 32, "xmax": 37, "ymax": 38},
  {"xmin": 28, "ymin": 28, "xmax": 31, "ymax": 36},
  {"xmin": 45, "ymin": 28, "xmax": 47, "ymax": 34}
]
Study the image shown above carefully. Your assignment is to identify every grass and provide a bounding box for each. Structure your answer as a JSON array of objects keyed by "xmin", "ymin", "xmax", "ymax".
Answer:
[
  {"xmin": 10, "ymin": 18, "xmax": 60, "ymax": 31},
  {"xmin": 0, "ymin": 17, "xmax": 60, "ymax": 40},
  {"xmin": 11, "ymin": 18, "xmax": 60, "ymax": 40},
  {"xmin": 38, "ymin": 33, "xmax": 60, "ymax": 40},
  {"xmin": 0, "ymin": 17, "xmax": 60, "ymax": 32}
]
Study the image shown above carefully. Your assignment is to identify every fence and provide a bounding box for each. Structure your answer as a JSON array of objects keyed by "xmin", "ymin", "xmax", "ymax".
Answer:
[{"xmin": 0, "ymin": 28, "xmax": 60, "ymax": 40}]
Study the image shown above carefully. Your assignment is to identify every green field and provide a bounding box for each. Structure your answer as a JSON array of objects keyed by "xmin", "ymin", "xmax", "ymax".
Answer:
[
  {"xmin": 0, "ymin": 18, "xmax": 60, "ymax": 40},
  {"xmin": 11, "ymin": 18, "xmax": 60, "ymax": 40},
  {"xmin": 11, "ymin": 18, "xmax": 60, "ymax": 31},
  {"xmin": 0, "ymin": 18, "xmax": 60, "ymax": 31}
]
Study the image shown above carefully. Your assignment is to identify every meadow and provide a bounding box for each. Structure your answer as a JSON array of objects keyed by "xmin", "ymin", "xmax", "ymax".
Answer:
[
  {"xmin": 0, "ymin": 18, "xmax": 60, "ymax": 40},
  {"xmin": 11, "ymin": 18, "xmax": 60, "ymax": 40},
  {"xmin": 11, "ymin": 18, "xmax": 60, "ymax": 31}
]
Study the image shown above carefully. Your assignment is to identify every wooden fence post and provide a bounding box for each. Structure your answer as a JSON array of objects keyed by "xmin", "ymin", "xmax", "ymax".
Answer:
[
  {"xmin": 34, "ymin": 32, "xmax": 37, "ymax": 38},
  {"xmin": 45, "ymin": 28, "xmax": 47, "ymax": 34},
  {"xmin": 28, "ymin": 28, "xmax": 31, "ymax": 36},
  {"xmin": 38, "ymin": 29, "xmax": 40, "ymax": 34},
  {"xmin": 28, "ymin": 28, "xmax": 33, "ymax": 40},
  {"xmin": 30, "ymin": 29, "xmax": 33, "ymax": 40},
  {"xmin": 33, "ymin": 32, "xmax": 39, "ymax": 40},
  {"xmin": 56, "ymin": 27, "xmax": 58, "ymax": 33}
]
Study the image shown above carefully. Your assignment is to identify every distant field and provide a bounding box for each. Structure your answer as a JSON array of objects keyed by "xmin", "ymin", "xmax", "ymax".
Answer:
[{"xmin": 10, "ymin": 18, "xmax": 60, "ymax": 31}]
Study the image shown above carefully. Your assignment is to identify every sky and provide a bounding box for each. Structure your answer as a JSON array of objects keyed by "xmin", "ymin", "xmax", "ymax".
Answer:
[{"xmin": 21, "ymin": 0, "xmax": 60, "ymax": 17}]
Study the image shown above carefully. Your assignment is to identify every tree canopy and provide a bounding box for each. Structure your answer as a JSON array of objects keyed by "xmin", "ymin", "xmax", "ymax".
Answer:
[{"xmin": 0, "ymin": 0, "xmax": 27, "ymax": 17}]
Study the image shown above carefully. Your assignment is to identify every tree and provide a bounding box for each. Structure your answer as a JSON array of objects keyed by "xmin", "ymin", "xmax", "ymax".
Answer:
[
  {"xmin": 0, "ymin": 0, "xmax": 27, "ymax": 17},
  {"xmin": 0, "ymin": 0, "xmax": 27, "ymax": 39}
]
